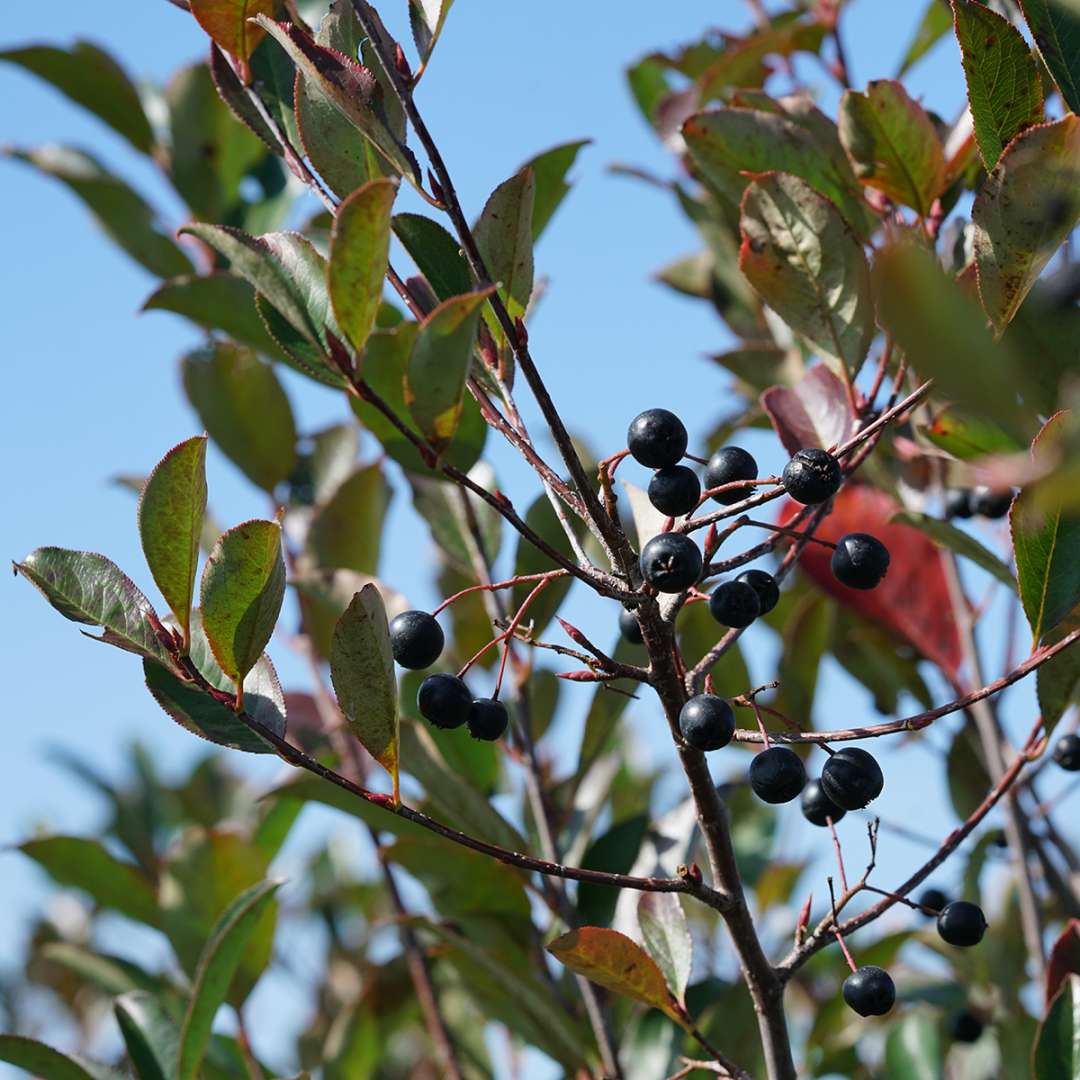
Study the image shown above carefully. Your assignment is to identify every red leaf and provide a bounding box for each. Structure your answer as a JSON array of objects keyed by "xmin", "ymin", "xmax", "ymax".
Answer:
[
  {"xmin": 761, "ymin": 364, "xmax": 855, "ymax": 455},
  {"xmin": 1046, "ymin": 919, "xmax": 1080, "ymax": 1010},
  {"xmin": 778, "ymin": 485, "xmax": 963, "ymax": 678}
]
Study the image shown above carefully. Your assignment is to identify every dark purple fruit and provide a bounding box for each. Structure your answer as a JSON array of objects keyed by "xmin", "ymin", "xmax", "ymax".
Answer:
[
  {"xmin": 950, "ymin": 1010, "xmax": 984, "ymax": 1043},
  {"xmin": 679, "ymin": 694, "xmax": 736, "ymax": 751},
  {"xmin": 619, "ymin": 608, "xmax": 643, "ymax": 645},
  {"xmin": 782, "ymin": 448, "xmax": 841, "ymax": 505},
  {"xmin": 1053, "ymin": 733, "xmax": 1080, "ymax": 771},
  {"xmin": 843, "ymin": 966, "xmax": 895, "ymax": 1017},
  {"xmin": 918, "ymin": 887, "xmax": 948, "ymax": 916},
  {"xmin": 937, "ymin": 900, "xmax": 987, "ymax": 947},
  {"xmin": 971, "ymin": 486, "xmax": 1013, "ymax": 519},
  {"xmin": 628, "ymin": 409, "xmax": 687, "ymax": 468},
  {"xmin": 749, "ymin": 746, "xmax": 806, "ymax": 804},
  {"xmin": 640, "ymin": 533, "xmax": 702, "ymax": 593},
  {"xmin": 800, "ymin": 779, "xmax": 846, "ymax": 827},
  {"xmin": 417, "ymin": 673, "xmax": 472, "ymax": 730},
  {"xmin": 735, "ymin": 568, "xmax": 779, "ymax": 616},
  {"xmin": 467, "ymin": 698, "xmax": 509, "ymax": 741},
  {"xmin": 648, "ymin": 465, "xmax": 701, "ymax": 517},
  {"xmin": 704, "ymin": 447, "xmax": 758, "ymax": 505},
  {"xmin": 831, "ymin": 533, "xmax": 890, "ymax": 590},
  {"xmin": 820, "ymin": 747, "xmax": 884, "ymax": 810},
  {"xmin": 945, "ymin": 489, "xmax": 974, "ymax": 519},
  {"xmin": 708, "ymin": 580, "xmax": 760, "ymax": 628},
  {"xmin": 389, "ymin": 610, "xmax": 445, "ymax": 669}
]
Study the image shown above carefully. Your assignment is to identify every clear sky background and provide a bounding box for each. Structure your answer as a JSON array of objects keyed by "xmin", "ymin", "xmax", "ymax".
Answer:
[{"xmin": 1, "ymin": 1, "xmax": 1065, "ymax": 1075}]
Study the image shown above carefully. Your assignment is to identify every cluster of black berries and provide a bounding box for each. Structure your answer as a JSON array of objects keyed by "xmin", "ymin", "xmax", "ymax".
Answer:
[
  {"xmin": 627, "ymin": 408, "xmax": 701, "ymax": 517},
  {"xmin": 388, "ymin": 611, "xmax": 508, "ymax": 741},
  {"xmin": 945, "ymin": 487, "xmax": 1013, "ymax": 520}
]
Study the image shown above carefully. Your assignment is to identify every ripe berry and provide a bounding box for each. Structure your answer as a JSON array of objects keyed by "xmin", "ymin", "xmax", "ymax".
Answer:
[
  {"xmin": 937, "ymin": 900, "xmax": 988, "ymax": 947},
  {"xmin": 971, "ymin": 486, "xmax": 1013, "ymax": 519},
  {"xmin": 627, "ymin": 409, "xmax": 687, "ymax": 468},
  {"xmin": 782, "ymin": 448, "xmax": 841, "ymax": 505},
  {"xmin": 800, "ymin": 779, "xmax": 846, "ymax": 826},
  {"xmin": 417, "ymin": 673, "xmax": 472, "ymax": 729},
  {"xmin": 467, "ymin": 698, "xmax": 509, "ymax": 741},
  {"xmin": 389, "ymin": 610, "xmax": 445, "ymax": 669},
  {"xmin": 749, "ymin": 746, "xmax": 807, "ymax": 803},
  {"xmin": 918, "ymin": 887, "xmax": 948, "ymax": 915},
  {"xmin": 1053, "ymin": 732, "xmax": 1080, "ymax": 771},
  {"xmin": 820, "ymin": 747, "xmax": 884, "ymax": 810},
  {"xmin": 945, "ymin": 489, "xmax": 974, "ymax": 519},
  {"xmin": 842, "ymin": 966, "xmax": 895, "ymax": 1017},
  {"xmin": 949, "ymin": 1010, "xmax": 984, "ymax": 1043},
  {"xmin": 709, "ymin": 580, "xmax": 760, "ymax": 628},
  {"xmin": 640, "ymin": 533, "xmax": 702, "ymax": 593},
  {"xmin": 831, "ymin": 533, "xmax": 890, "ymax": 590},
  {"xmin": 736, "ymin": 568, "xmax": 779, "ymax": 615},
  {"xmin": 679, "ymin": 694, "xmax": 736, "ymax": 751},
  {"xmin": 648, "ymin": 465, "xmax": 701, "ymax": 517},
  {"xmin": 619, "ymin": 608, "xmax": 643, "ymax": 645},
  {"xmin": 704, "ymin": 446, "xmax": 758, "ymax": 504}
]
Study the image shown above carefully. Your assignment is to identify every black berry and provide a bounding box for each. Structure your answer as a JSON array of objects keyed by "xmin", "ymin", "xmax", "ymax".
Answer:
[
  {"xmin": 704, "ymin": 447, "xmax": 758, "ymax": 504},
  {"xmin": 736, "ymin": 568, "xmax": 779, "ymax": 615},
  {"xmin": 389, "ymin": 610, "xmax": 445, "ymax": 669},
  {"xmin": 800, "ymin": 779, "xmax": 847, "ymax": 827},
  {"xmin": 949, "ymin": 1010, "xmax": 984, "ymax": 1043},
  {"xmin": 648, "ymin": 465, "xmax": 701, "ymax": 517},
  {"xmin": 831, "ymin": 533, "xmax": 890, "ymax": 590},
  {"xmin": 782, "ymin": 448, "xmax": 841, "ymax": 505},
  {"xmin": 937, "ymin": 900, "xmax": 987, "ymax": 947},
  {"xmin": 640, "ymin": 533, "xmax": 702, "ymax": 593},
  {"xmin": 1053, "ymin": 732, "xmax": 1080, "ymax": 771},
  {"xmin": 627, "ymin": 409, "xmax": 687, "ymax": 468},
  {"xmin": 749, "ymin": 746, "xmax": 806, "ymax": 804},
  {"xmin": 619, "ymin": 608, "xmax": 643, "ymax": 645},
  {"xmin": 679, "ymin": 694, "xmax": 736, "ymax": 751},
  {"xmin": 820, "ymin": 746, "xmax": 884, "ymax": 810},
  {"xmin": 918, "ymin": 887, "xmax": 948, "ymax": 915},
  {"xmin": 971, "ymin": 486, "xmax": 1013, "ymax": 519},
  {"xmin": 709, "ymin": 580, "xmax": 760, "ymax": 628},
  {"xmin": 842, "ymin": 966, "xmax": 895, "ymax": 1017},
  {"xmin": 417, "ymin": 673, "xmax": 472, "ymax": 730},
  {"xmin": 467, "ymin": 698, "xmax": 509, "ymax": 741},
  {"xmin": 945, "ymin": 489, "xmax": 974, "ymax": 519}
]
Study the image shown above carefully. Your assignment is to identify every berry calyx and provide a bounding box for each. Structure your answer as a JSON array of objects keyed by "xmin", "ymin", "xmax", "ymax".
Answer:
[
  {"xmin": 918, "ymin": 887, "xmax": 948, "ymax": 915},
  {"xmin": 800, "ymin": 779, "xmax": 846, "ymax": 826},
  {"xmin": 949, "ymin": 1010, "xmax": 984, "ymax": 1043},
  {"xmin": 389, "ymin": 610, "xmax": 445, "ymax": 670},
  {"xmin": 619, "ymin": 608, "xmax": 644, "ymax": 645},
  {"xmin": 704, "ymin": 446, "xmax": 758, "ymax": 505},
  {"xmin": 820, "ymin": 746, "xmax": 884, "ymax": 810},
  {"xmin": 945, "ymin": 489, "xmax": 974, "ymax": 519},
  {"xmin": 782, "ymin": 448, "xmax": 841, "ymax": 505},
  {"xmin": 735, "ymin": 568, "xmax": 779, "ymax": 615},
  {"xmin": 709, "ymin": 579, "xmax": 761, "ymax": 628},
  {"xmin": 640, "ymin": 533, "xmax": 702, "ymax": 593},
  {"xmin": 936, "ymin": 900, "xmax": 988, "ymax": 947},
  {"xmin": 971, "ymin": 486, "xmax": 1013, "ymax": 519},
  {"xmin": 831, "ymin": 533, "xmax": 890, "ymax": 590},
  {"xmin": 679, "ymin": 694, "xmax": 736, "ymax": 751},
  {"xmin": 749, "ymin": 746, "xmax": 807, "ymax": 803},
  {"xmin": 417, "ymin": 673, "xmax": 472, "ymax": 730},
  {"xmin": 627, "ymin": 409, "xmax": 688, "ymax": 468},
  {"xmin": 1053, "ymin": 732, "xmax": 1080, "ymax": 771},
  {"xmin": 842, "ymin": 965, "xmax": 895, "ymax": 1017},
  {"xmin": 648, "ymin": 465, "xmax": 701, "ymax": 517},
  {"xmin": 467, "ymin": 698, "xmax": 509, "ymax": 741}
]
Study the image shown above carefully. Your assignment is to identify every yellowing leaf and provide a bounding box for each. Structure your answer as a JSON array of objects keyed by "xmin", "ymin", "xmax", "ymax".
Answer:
[{"xmin": 190, "ymin": 0, "xmax": 274, "ymax": 61}]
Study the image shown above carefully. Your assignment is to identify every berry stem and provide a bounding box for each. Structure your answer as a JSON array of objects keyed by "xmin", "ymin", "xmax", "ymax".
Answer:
[
  {"xmin": 432, "ymin": 569, "xmax": 568, "ymax": 617},
  {"xmin": 457, "ymin": 577, "xmax": 553, "ymax": 677},
  {"xmin": 742, "ymin": 518, "xmax": 837, "ymax": 550},
  {"xmin": 827, "ymin": 877, "xmax": 859, "ymax": 973},
  {"xmin": 862, "ymin": 884, "xmax": 939, "ymax": 916},
  {"xmin": 829, "ymin": 820, "xmax": 849, "ymax": 893}
]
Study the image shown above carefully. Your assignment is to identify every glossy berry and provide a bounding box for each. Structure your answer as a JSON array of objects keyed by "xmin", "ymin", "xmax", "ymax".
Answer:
[
  {"xmin": 971, "ymin": 486, "xmax": 1013, "ymax": 519},
  {"xmin": 704, "ymin": 446, "xmax": 758, "ymax": 504},
  {"xmin": 782, "ymin": 448, "xmax": 841, "ymax": 505},
  {"xmin": 736, "ymin": 569, "xmax": 779, "ymax": 616},
  {"xmin": 648, "ymin": 465, "xmax": 701, "ymax": 517},
  {"xmin": 800, "ymin": 779, "xmax": 846, "ymax": 827},
  {"xmin": 640, "ymin": 533, "xmax": 702, "ymax": 593},
  {"xmin": 945, "ymin": 489, "xmax": 974, "ymax": 519},
  {"xmin": 937, "ymin": 900, "xmax": 988, "ymax": 947},
  {"xmin": 820, "ymin": 746, "xmax": 884, "ymax": 810},
  {"xmin": 679, "ymin": 694, "xmax": 736, "ymax": 752},
  {"xmin": 1053, "ymin": 732, "xmax": 1080, "ymax": 771},
  {"xmin": 950, "ymin": 1010, "xmax": 984, "ymax": 1043},
  {"xmin": 749, "ymin": 746, "xmax": 807, "ymax": 804},
  {"xmin": 627, "ymin": 409, "xmax": 687, "ymax": 468},
  {"xmin": 831, "ymin": 533, "xmax": 890, "ymax": 590},
  {"xmin": 389, "ymin": 610, "xmax": 445, "ymax": 669},
  {"xmin": 709, "ymin": 580, "xmax": 760, "ymax": 628},
  {"xmin": 417, "ymin": 673, "xmax": 472, "ymax": 730},
  {"xmin": 619, "ymin": 608, "xmax": 643, "ymax": 645},
  {"xmin": 918, "ymin": 887, "xmax": 949, "ymax": 916},
  {"xmin": 467, "ymin": 698, "xmax": 509, "ymax": 741},
  {"xmin": 842, "ymin": 966, "xmax": 896, "ymax": 1017}
]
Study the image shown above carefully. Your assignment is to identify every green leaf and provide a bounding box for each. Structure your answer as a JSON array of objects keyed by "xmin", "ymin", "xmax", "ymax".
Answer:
[
  {"xmin": 114, "ymin": 991, "xmax": 181, "ymax": 1080},
  {"xmin": 1037, "ymin": 602, "xmax": 1080, "ymax": 731},
  {"xmin": 891, "ymin": 511, "xmax": 1016, "ymax": 589},
  {"xmin": 1033, "ymin": 974, "xmax": 1080, "ymax": 1079},
  {"xmin": 577, "ymin": 815, "xmax": 649, "ymax": 927},
  {"xmin": 898, "ymin": 0, "xmax": 954, "ymax": 75},
  {"xmin": 15, "ymin": 547, "xmax": 174, "ymax": 667},
  {"xmin": 190, "ymin": 0, "xmax": 275, "ymax": 61},
  {"xmin": 208, "ymin": 41, "xmax": 279, "ymax": 152},
  {"xmin": 921, "ymin": 408, "xmax": 1025, "ymax": 459},
  {"xmin": 973, "ymin": 116, "xmax": 1080, "ymax": 332},
  {"xmin": 138, "ymin": 436, "xmax": 208, "ymax": 649},
  {"xmin": 0, "ymin": 41, "xmax": 154, "ymax": 154},
  {"xmin": 510, "ymin": 492, "xmax": 579, "ymax": 638},
  {"xmin": 42, "ymin": 944, "xmax": 160, "ymax": 999},
  {"xmin": 946, "ymin": 725, "xmax": 992, "ymax": 820},
  {"xmin": 181, "ymin": 342, "xmax": 297, "ymax": 492},
  {"xmin": 1020, "ymin": 0, "xmax": 1080, "ymax": 115},
  {"xmin": 142, "ymin": 273, "xmax": 282, "ymax": 358},
  {"xmin": 306, "ymin": 462, "xmax": 391, "ymax": 574},
  {"xmin": 199, "ymin": 519, "xmax": 286, "ymax": 693},
  {"xmin": 474, "ymin": 167, "xmax": 535, "ymax": 318},
  {"xmin": 405, "ymin": 289, "xmax": 493, "ymax": 452},
  {"xmin": 409, "ymin": 467, "xmax": 502, "ymax": 576},
  {"xmin": 839, "ymin": 80, "xmax": 947, "ymax": 216},
  {"xmin": 884, "ymin": 1010, "xmax": 944, "ymax": 1080},
  {"xmin": 246, "ymin": 33, "xmax": 301, "ymax": 149},
  {"xmin": 6, "ymin": 146, "xmax": 192, "ymax": 278},
  {"xmin": 637, "ymin": 892, "xmax": 692, "ymax": 1007},
  {"xmin": 392, "ymin": 213, "xmax": 473, "ymax": 301},
  {"xmin": 953, "ymin": 0, "xmax": 1044, "ymax": 169},
  {"xmin": 738, "ymin": 171, "xmax": 873, "ymax": 376},
  {"xmin": 19, "ymin": 836, "xmax": 159, "ymax": 927},
  {"xmin": 524, "ymin": 140, "xmax": 590, "ymax": 241},
  {"xmin": 409, "ymin": 0, "xmax": 455, "ymax": 68},
  {"xmin": 305, "ymin": 422, "xmax": 361, "ymax": 505},
  {"xmin": 328, "ymin": 178, "xmax": 397, "ymax": 352},
  {"xmin": 626, "ymin": 57, "xmax": 670, "ymax": 127},
  {"xmin": 0, "ymin": 1037, "xmax": 117, "ymax": 1080},
  {"xmin": 177, "ymin": 880, "xmax": 282, "ymax": 1080},
  {"xmin": 329, "ymin": 586, "xmax": 399, "ymax": 795}
]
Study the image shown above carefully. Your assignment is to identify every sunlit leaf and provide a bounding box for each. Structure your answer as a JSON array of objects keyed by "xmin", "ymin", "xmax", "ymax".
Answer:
[
  {"xmin": 638, "ymin": 892, "xmax": 692, "ymax": 1006},
  {"xmin": 1020, "ymin": 0, "xmax": 1080, "ymax": 114},
  {"xmin": 474, "ymin": 167, "xmax": 535, "ymax": 319},
  {"xmin": 190, "ymin": 0, "xmax": 275, "ymax": 60},
  {"xmin": 1032, "ymin": 974, "xmax": 1080, "ymax": 1079}
]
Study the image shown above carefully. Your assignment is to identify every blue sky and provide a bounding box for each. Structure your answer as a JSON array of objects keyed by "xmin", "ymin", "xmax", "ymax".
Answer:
[{"xmin": 1, "ymin": 0, "xmax": 1062, "ymax": 1073}]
